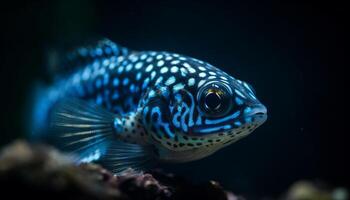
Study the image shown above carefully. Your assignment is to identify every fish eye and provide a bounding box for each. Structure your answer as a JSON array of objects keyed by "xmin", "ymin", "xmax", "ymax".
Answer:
[
  {"xmin": 204, "ymin": 91, "xmax": 222, "ymax": 110},
  {"xmin": 198, "ymin": 82, "xmax": 232, "ymax": 118}
]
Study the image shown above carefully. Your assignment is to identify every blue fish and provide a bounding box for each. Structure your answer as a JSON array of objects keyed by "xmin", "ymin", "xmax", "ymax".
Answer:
[{"xmin": 31, "ymin": 39, "xmax": 267, "ymax": 173}]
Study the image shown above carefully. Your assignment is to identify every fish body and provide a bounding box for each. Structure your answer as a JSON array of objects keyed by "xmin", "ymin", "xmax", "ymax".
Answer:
[{"xmin": 32, "ymin": 39, "xmax": 267, "ymax": 172}]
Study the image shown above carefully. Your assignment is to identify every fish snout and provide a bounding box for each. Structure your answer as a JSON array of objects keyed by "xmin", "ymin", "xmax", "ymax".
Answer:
[{"xmin": 243, "ymin": 104, "xmax": 267, "ymax": 125}]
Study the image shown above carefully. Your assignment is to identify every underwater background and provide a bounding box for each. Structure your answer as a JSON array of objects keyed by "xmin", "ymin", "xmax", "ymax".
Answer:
[{"xmin": 0, "ymin": 0, "xmax": 346, "ymax": 198}]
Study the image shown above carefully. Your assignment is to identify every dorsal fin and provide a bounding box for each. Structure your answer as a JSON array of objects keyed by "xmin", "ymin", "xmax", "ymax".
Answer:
[{"xmin": 47, "ymin": 38, "xmax": 130, "ymax": 75}]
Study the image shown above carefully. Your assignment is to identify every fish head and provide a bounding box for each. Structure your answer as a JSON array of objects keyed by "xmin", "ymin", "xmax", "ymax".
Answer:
[
  {"xmin": 139, "ymin": 54, "xmax": 267, "ymax": 161},
  {"xmin": 168, "ymin": 59, "xmax": 267, "ymax": 149}
]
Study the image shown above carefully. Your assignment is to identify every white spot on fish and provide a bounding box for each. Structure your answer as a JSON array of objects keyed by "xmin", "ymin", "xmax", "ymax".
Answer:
[
  {"xmin": 183, "ymin": 62, "xmax": 191, "ymax": 68},
  {"xmin": 173, "ymin": 83, "xmax": 185, "ymax": 91},
  {"xmin": 140, "ymin": 54, "xmax": 147, "ymax": 60},
  {"xmin": 82, "ymin": 68, "xmax": 91, "ymax": 80},
  {"xmin": 113, "ymin": 78, "xmax": 119, "ymax": 86},
  {"xmin": 156, "ymin": 54, "xmax": 164, "ymax": 59},
  {"xmin": 99, "ymin": 67, "xmax": 106, "ymax": 75},
  {"xmin": 117, "ymin": 56, "xmax": 124, "ymax": 63},
  {"xmin": 165, "ymin": 76, "xmax": 176, "ymax": 85},
  {"xmin": 222, "ymin": 80, "xmax": 229, "ymax": 84},
  {"xmin": 160, "ymin": 67, "xmax": 168, "ymax": 73},
  {"xmin": 150, "ymin": 71, "xmax": 156, "ymax": 80},
  {"xmin": 170, "ymin": 66, "xmax": 179, "ymax": 73},
  {"xmin": 249, "ymin": 92, "xmax": 257, "ymax": 100},
  {"xmin": 136, "ymin": 72, "xmax": 142, "ymax": 80},
  {"xmin": 183, "ymin": 63, "xmax": 196, "ymax": 73},
  {"xmin": 198, "ymin": 66, "xmax": 206, "ymax": 71},
  {"xmin": 220, "ymin": 76, "xmax": 228, "ymax": 80},
  {"xmin": 142, "ymin": 77, "xmax": 150, "ymax": 89},
  {"xmin": 235, "ymin": 89, "xmax": 245, "ymax": 98},
  {"xmin": 180, "ymin": 68, "xmax": 187, "ymax": 77},
  {"xmin": 188, "ymin": 78, "xmax": 195, "ymax": 86},
  {"xmin": 198, "ymin": 80, "xmax": 206, "ymax": 88},
  {"xmin": 103, "ymin": 59, "xmax": 110, "ymax": 66},
  {"xmin": 155, "ymin": 76, "xmax": 163, "ymax": 85},
  {"xmin": 126, "ymin": 63, "xmax": 133, "ymax": 71},
  {"xmin": 109, "ymin": 62, "xmax": 116, "ymax": 70},
  {"xmin": 157, "ymin": 60, "xmax": 165, "ymax": 67},
  {"xmin": 103, "ymin": 74, "xmax": 109, "ymax": 85},
  {"xmin": 129, "ymin": 54, "xmax": 138, "ymax": 62},
  {"xmin": 188, "ymin": 68, "xmax": 196, "ymax": 73},
  {"xmin": 209, "ymin": 71, "xmax": 216, "ymax": 75},
  {"xmin": 171, "ymin": 60, "xmax": 180, "ymax": 65},
  {"xmin": 135, "ymin": 62, "xmax": 143, "ymax": 69},
  {"xmin": 199, "ymin": 72, "xmax": 206, "ymax": 77},
  {"xmin": 145, "ymin": 64, "xmax": 154, "ymax": 72},
  {"xmin": 146, "ymin": 57, "xmax": 153, "ymax": 62},
  {"xmin": 93, "ymin": 61, "xmax": 99, "ymax": 69},
  {"xmin": 123, "ymin": 78, "xmax": 129, "ymax": 85},
  {"xmin": 117, "ymin": 66, "xmax": 124, "ymax": 74},
  {"xmin": 148, "ymin": 90, "xmax": 156, "ymax": 98}
]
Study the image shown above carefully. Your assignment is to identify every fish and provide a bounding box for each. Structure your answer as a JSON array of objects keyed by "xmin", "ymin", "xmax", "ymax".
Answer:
[{"xmin": 30, "ymin": 38, "xmax": 267, "ymax": 173}]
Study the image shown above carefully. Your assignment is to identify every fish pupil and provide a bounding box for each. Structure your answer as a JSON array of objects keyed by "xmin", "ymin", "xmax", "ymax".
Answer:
[{"xmin": 205, "ymin": 92, "xmax": 222, "ymax": 110}]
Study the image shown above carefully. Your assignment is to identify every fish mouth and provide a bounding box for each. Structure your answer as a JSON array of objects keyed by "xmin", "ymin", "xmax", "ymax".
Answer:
[
  {"xmin": 244, "ymin": 104, "xmax": 267, "ymax": 122},
  {"xmin": 244, "ymin": 103, "xmax": 267, "ymax": 115}
]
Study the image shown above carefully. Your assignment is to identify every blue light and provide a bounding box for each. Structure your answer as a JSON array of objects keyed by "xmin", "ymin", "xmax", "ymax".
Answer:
[
  {"xmin": 113, "ymin": 78, "xmax": 119, "ymax": 86},
  {"xmin": 235, "ymin": 97, "xmax": 244, "ymax": 105},
  {"xmin": 104, "ymin": 47, "xmax": 112, "ymax": 54},
  {"xmin": 245, "ymin": 117, "xmax": 252, "ymax": 123},
  {"xmin": 244, "ymin": 107, "xmax": 252, "ymax": 114},
  {"xmin": 123, "ymin": 78, "xmax": 129, "ymax": 86},
  {"xmin": 151, "ymin": 107, "xmax": 175, "ymax": 138},
  {"xmin": 205, "ymin": 111, "xmax": 240, "ymax": 125},
  {"xmin": 112, "ymin": 92, "xmax": 119, "ymax": 99},
  {"xmin": 234, "ymin": 121, "xmax": 242, "ymax": 126},
  {"xmin": 78, "ymin": 48, "xmax": 88, "ymax": 57},
  {"xmin": 113, "ymin": 118, "xmax": 123, "ymax": 133},
  {"xmin": 95, "ymin": 48, "xmax": 103, "ymax": 56},
  {"xmin": 103, "ymin": 74, "xmax": 109, "ymax": 85},
  {"xmin": 198, "ymin": 125, "xmax": 232, "ymax": 133},
  {"xmin": 95, "ymin": 79, "xmax": 102, "ymax": 88},
  {"xmin": 136, "ymin": 72, "xmax": 142, "ymax": 80},
  {"xmin": 96, "ymin": 95, "xmax": 103, "ymax": 105},
  {"xmin": 130, "ymin": 84, "xmax": 136, "ymax": 93},
  {"xmin": 142, "ymin": 78, "xmax": 150, "ymax": 89}
]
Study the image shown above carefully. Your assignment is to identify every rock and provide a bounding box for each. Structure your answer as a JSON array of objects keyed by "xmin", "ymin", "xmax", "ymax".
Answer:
[
  {"xmin": 0, "ymin": 140, "xmax": 240, "ymax": 200},
  {"xmin": 283, "ymin": 180, "xmax": 349, "ymax": 200},
  {"xmin": 0, "ymin": 140, "xmax": 123, "ymax": 199}
]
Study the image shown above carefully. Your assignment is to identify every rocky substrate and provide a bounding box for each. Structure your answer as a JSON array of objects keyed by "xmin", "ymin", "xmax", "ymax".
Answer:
[
  {"xmin": 0, "ymin": 141, "xmax": 241, "ymax": 200},
  {"xmin": 0, "ymin": 141, "xmax": 347, "ymax": 200}
]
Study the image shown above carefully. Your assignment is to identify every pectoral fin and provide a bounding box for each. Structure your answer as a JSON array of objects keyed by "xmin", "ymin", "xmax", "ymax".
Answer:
[{"xmin": 49, "ymin": 98, "xmax": 156, "ymax": 173}]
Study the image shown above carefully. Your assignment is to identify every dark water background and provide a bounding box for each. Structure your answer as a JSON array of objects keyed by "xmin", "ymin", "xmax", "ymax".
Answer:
[{"xmin": 0, "ymin": 0, "xmax": 346, "ymax": 198}]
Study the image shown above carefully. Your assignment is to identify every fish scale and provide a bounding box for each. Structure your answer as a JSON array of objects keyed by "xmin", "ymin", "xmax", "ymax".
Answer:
[{"xmin": 31, "ymin": 38, "xmax": 267, "ymax": 172}]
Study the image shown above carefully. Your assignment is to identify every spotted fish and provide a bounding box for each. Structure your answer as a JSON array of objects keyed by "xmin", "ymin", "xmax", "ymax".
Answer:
[{"xmin": 31, "ymin": 39, "xmax": 267, "ymax": 173}]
